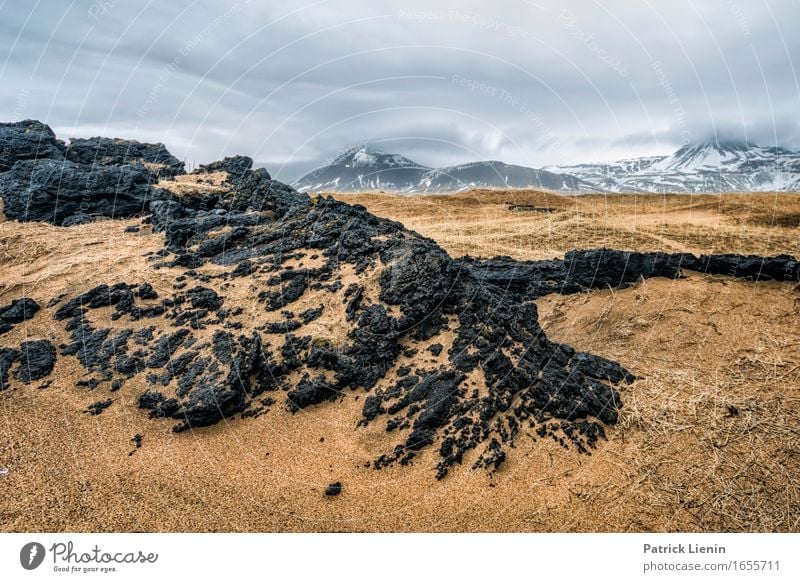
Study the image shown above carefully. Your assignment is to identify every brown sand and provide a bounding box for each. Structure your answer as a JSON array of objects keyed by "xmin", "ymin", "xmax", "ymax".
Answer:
[{"xmin": 0, "ymin": 191, "xmax": 798, "ymax": 532}]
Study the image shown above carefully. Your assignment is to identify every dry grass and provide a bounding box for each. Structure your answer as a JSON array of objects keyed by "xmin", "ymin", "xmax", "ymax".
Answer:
[
  {"xmin": 537, "ymin": 275, "xmax": 800, "ymax": 531},
  {"xmin": 158, "ymin": 171, "xmax": 231, "ymax": 199},
  {"xmin": 335, "ymin": 190, "xmax": 800, "ymax": 259}
]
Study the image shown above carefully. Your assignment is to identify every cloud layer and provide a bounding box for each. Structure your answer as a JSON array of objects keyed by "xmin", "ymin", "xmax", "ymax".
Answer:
[{"xmin": 2, "ymin": 0, "xmax": 799, "ymax": 180}]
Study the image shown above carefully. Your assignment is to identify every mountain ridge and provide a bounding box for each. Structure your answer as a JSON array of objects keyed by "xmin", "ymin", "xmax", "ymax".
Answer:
[
  {"xmin": 295, "ymin": 140, "xmax": 800, "ymax": 194},
  {"xmin": 293, "ymin": 145, "xmax": 597, "ymax": 194},
  {"xmin": 547, "ymin": 139, "xmax": 800, "ymax": 193}
]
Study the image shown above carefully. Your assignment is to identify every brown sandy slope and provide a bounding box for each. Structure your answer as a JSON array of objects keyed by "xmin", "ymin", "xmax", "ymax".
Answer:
[{"xmin": 1, "ymin": 191, "xmax": 799, "ymax": 532}]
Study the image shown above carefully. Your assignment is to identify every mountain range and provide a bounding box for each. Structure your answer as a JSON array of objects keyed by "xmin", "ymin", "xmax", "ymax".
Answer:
[
  {"xmin": 547, "ymin": 141, "xmax": 800, "ymax": 193},
  {"xmin": 293, "ymin": 145, "xmax": 597, "ymax": 193},
  {"xmin": 293, "ymin": 141, "xmax": 800, "ymax": 194}
]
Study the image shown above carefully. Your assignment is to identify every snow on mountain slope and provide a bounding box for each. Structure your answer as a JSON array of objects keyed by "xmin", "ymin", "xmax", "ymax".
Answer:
[
  {"xmin": 546, "ymin": 156, "xmax": 666, "ymax": 191},
  {"xmin": 419, "ymin": 160, "xmax": 597, "ymax": 193},
  {"xmin": 296, "ymin": 140, "xmax": 800, "ymax": 195},
  {"xmin": 294, "ymin": 146, "xmax": 596, "ymax": 193},
  {"xmin": 548, "ymin": 141, "xmax": 800, "ymax": 193},
  {"xmin": 294, "ymin": 145, "xmax": 430, "ymax": 193}
]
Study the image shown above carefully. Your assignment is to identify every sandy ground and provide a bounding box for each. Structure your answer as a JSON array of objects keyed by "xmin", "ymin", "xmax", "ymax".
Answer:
[{"xmin": 1, "ymin": 191, "xmax": 798, "ymax": 532}]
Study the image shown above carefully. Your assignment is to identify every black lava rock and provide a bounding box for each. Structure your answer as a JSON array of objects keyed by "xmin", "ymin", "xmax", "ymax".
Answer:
[
  {"xmin": 685, "ymin": 253, "xmax": 800, "ymax": 281},
  {"xmin": 194, "ymin": 155, "xmax": 255, "ymax": 184},
  {"xmin": 86, "ymin": 399, "xmax": 113, "ymax": 415},
  {"xmin": 325, "ymin": 482, "xmax": 342, "ymax": 496},
  {"xmin": 0, "ymin": 120, "xmax": 66, "ymax": 171},
  {"xmin": 15, "ymin": 339, "xmax": 56, "ymax": 383},
  {"xmin": 0, "ymin": 158, "xmax": 168, "ymax": 225},
  {"xmin": 0, "ymin": 297, "xmax": 40, "ymax": 334},
  {"xmin": 61, "ymin": 213, "xmax": 95, "ymax": 227},
  {"xmin": 0, "ymin": 347, "xmax": 20, "ymax": 390},
  {"xmin": 5, "ymin": 123, "xmax": 796, "ymax": 480},
  {"xmin": 426, "ymin": 343, "xmax": 443, "ymax": 356},
  {"xmin": 66, "ymin": 137, "xmax": 185, "ymax": 178}
]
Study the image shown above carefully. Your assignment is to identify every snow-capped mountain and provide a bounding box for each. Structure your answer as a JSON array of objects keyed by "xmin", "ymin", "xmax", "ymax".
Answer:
[
  {"xmin": 295, "ymin": 141, "xmax": 800, "ymax": 195},
  {"xmin": 293, "ymin": 145, "xmax": 430, "ymax": 193},
  {"xmin": 293, "ymin": 145, "xmax": 597, "ymax": 193},
  {"xmin": 548, "ymin": 156, "xmax": 666, "ymax": 191},
  {"xmin": 548, "ymin": 140, "xmax": 800, "ymax": 193},
  {"xmin": 418, "ymin": 160, "xmax": 595, "ymax": 192}
]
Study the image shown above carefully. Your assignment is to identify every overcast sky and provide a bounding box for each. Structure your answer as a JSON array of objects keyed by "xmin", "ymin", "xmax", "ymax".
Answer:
[{"xmin": 2, "ymin": 0, "xmax": 799, "ymax": 181}]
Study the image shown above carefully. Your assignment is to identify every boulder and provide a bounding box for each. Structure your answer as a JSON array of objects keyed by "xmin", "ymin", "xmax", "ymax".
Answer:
[
  {"xmin": 0, "ymin": 120, "xmax": 66, "ymax": 171},
  {"xmin": 0, "ymin": 298, "xmax": 40, "ymax": 335},
  {"xmin": 194, "ymin": 155, "xmax": 255, "ymax": 183},
  {"xmin": 15, "ymin": 339, "xmax": 56, "ymax": 383},
  {"xmin": 0, "ymin": 158, "xmax": 169, "ymax": 225},
  {"xmin": 66, "ymin": 137, "xmax": 185, "ymax": 178}
]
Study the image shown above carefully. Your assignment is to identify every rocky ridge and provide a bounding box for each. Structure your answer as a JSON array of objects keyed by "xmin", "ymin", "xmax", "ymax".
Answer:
[{"xmin": 1, "ymin": 120, "xmax": 798, "ymax": 479}]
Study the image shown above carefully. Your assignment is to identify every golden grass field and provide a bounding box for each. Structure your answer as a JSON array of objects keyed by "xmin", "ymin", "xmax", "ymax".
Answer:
[
  {"xmin": 0, "ymin": 189, "xmax": 798, "ymax": 532},
  {"xmin": 335, "ymin": 189, "xmax": 800, "ymax": 259}
]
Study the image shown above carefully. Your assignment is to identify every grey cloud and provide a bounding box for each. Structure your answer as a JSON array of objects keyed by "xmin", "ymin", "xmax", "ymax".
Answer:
[{"xmin": 1, "ymin": 0, "xmax": 799, "ymax": 180}]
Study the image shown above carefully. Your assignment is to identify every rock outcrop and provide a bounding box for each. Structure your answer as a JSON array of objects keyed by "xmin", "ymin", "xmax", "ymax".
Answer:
[
  {"xmin": 0, "ymin": 121, "xmax": 181, "ymax": 225},
  {"xmin": 0, "ymin": 298, "xmax": 40, "ymax": 335},
  {"xmin": 0, "ymin": 120, "xmax": 66, "ymax": 171},
  {"xmin": 0, "ymin": 158, "xmax": 168, "ymax": 225},
  {"xmin": 65, "ymin": 137, "xmax": 185, "ymax": 178},
  {"xmin": 193, "ymin": 155, "xmax": 256, "ymax": 184}
]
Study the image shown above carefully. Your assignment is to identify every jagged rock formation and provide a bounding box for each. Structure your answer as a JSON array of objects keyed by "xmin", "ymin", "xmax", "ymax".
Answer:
[
  {"xmin": 0, "ymin": 339, "xmax": 56, "ymax": 390},
  {"xmin": 193, "ymin": 155, "xmax": 256, "ymax": 184},
  {"xmin": 463, "ymin": 251, "xmax": 800, "ymax": 300},
  {"xmin": 33, "ymin": 174, "xmax": 642, "ymax": 476},
  {"xmin": 2, "ymin": 121, "xmax": 799, "ymax": 478},
  {"xmin": 0, "ymin": 159, "xmax": 168, "ymax": 225},
  {"xmin": 65, "ymin": 137, "xmax": 185, "ymax": 178},
  {"xmin": 0, "ymin": 121, "xmax": 176, "ymax": 225},
  {"xmin": 0, "ymin": 298, "xmax": 40, "ymax": 335},
  {"xmin": 0, "ymin": 120, "xmax": 66, "ymax": 171}
]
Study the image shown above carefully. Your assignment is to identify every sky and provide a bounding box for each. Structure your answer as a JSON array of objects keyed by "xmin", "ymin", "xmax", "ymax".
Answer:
[{"xmin": 2, "ymin": 0, "xmax": 799, "ymax": 181}]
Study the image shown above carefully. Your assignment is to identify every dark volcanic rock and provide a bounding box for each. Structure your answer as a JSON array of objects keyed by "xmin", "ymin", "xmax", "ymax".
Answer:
[
  {"xmin": 0, "ymin": 120, "xmax": 66, "ymax": 172},
  {"xmin": 194, "ymin": 155, "xmax": 255, "ymax": 184},
  {"xmin": 0, "ymin": 298, "xmax": 40, "ymax": 334},
  {"xmin": 138, "ymin": 390, "xmax": 182, "ymax": 418},
  {"xmin": 0, "ymin": 159, "xmax": 168, "ymax": 225},
  {"xmin": 325, "ymin": 482, "xmax": 342, "ymax": 496},
  {"xmin": 684, "ymin": 253, "xmax": 800, "ymax": 281},
  {"xmin": 461, "ymin": 248, "xmax": 800, "ymax": 302},
  {"xmin": 66, "ymin": 137, "xmax": 185, "ymax": 178},
  {"xmin": 86, "ymin": 399, "xmax": 113, "ymax": 415},
  {"xmin": 0, "ymin": 347, "xmax": 20, "ymax": 390},
  {"xmin": 61, "ymin": 213, "xmax": 95, "ymax": 227},
  {"xmin": 143, "ymin": 189, "xmax": 644, "ymax": 476},
  {"xmin": 15, "ymin": 340, "xmax": 56, "ymax": 383}
]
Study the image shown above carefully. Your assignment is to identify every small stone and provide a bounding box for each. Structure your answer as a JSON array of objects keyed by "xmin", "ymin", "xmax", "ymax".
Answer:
[{"xmin": 324, "ymin": 482, "xmax": 342, "ymax": 496}]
